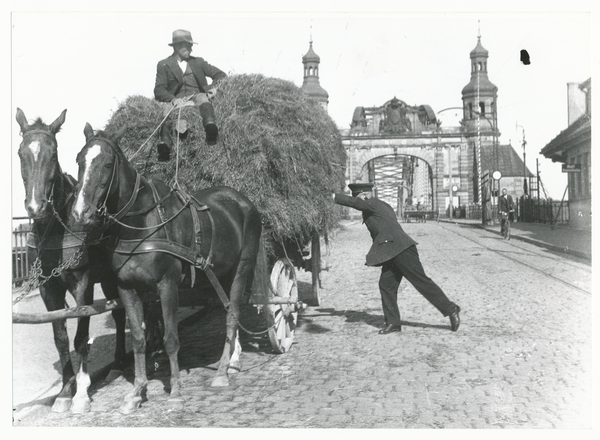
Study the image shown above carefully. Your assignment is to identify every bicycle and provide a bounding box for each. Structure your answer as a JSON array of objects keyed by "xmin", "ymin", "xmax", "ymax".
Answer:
[{"xmin": 500, "ymin": 211, "xmax": 513, "ymax": 240}]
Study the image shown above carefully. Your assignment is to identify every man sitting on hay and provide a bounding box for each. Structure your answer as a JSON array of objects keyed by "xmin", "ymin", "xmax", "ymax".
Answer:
[{"xmin": 154, "ymin": 29, "xmax": 227, "ymax": 161}]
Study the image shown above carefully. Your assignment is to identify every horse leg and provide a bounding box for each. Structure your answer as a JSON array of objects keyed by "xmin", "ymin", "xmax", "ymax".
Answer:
[
  {"xmin": 211, "ymin": 265, "xmax": 250, "ymax": 387},
  {"xmin": 70, "ymin": 273, "xmax": 94, "ymax": 414},
  {"xmin": 39, "ymin": 281, "xmax": 75, "ymax": 413},
  {"xmin": 227, "ymin": 330, "xmax": 242, "ymax": 375},
  {"xmin": 101, "ymin": 273, "xmax": 127, "ymax": 372},
  {"xmin": 118, "ymin": 289, "xmax": 148, "ymax": 414},
  {"xmin": 50, "ymin": 319, "xmax": 77, "ymax": 412},
  {"xmin": 159, "ymin": 270, "xmax": 184, "ymax": 411}
]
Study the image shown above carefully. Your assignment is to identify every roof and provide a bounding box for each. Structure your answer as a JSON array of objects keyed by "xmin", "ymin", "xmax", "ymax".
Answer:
[
  {"xmin": 301, "ymin": 79, "xmax": 329, "ymax": 99},
  {"xmin": 481, "ymin": 143, "xmax": 534, "ymax": 177},
  {"xmin": 470, "ymin": 37, "xmax": 489, "ymax": 58},
  {"xmin": 462, "ymin": 76, "xmax": 497, "ymax": 95},
  {"xmin": 539, "ymin": 114, "xmax": 591, "ymax": 162},
  {"xmin": 302, "ymin": 42, "xmax": 320, "ymax": 63}
]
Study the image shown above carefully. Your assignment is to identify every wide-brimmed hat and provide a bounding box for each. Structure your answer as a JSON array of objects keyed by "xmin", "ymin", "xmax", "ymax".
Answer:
[
  {"xmin": 348, "ymin": 182, "xmax": 374, "ymax": 196},
  {"xmin": 169, "ymin": 29, "xmax": 197, "ymax": 46}
]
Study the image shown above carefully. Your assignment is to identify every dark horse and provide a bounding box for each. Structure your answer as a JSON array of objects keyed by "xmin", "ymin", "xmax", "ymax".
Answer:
[
  {"xmin": 15, "ymin": 108, "xmax": 127, "ymax": 413},
  {"xmin": 71, "ymin": 123, "xmax": 266, "ymax": 413}
]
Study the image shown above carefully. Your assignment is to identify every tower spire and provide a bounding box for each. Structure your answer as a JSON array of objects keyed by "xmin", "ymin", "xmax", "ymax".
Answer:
[{"xmin": 301, "ymin": 35, "xmax": 329, "ymax": 111}]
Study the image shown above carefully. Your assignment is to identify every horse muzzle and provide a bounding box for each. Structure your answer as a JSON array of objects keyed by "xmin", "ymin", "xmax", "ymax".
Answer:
[
  {"xmin": 71, "ymin": 203, "xmax": 95, "ymax": 225},
  {"xmin": 25, "ymin": 198, "xmax": 49, "ymax": 220}
]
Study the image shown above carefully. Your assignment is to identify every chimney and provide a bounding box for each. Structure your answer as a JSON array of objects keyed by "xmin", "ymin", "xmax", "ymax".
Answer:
[{"xmin": 567, "ymin": 82, "xmax": 586, "ymax": 126}]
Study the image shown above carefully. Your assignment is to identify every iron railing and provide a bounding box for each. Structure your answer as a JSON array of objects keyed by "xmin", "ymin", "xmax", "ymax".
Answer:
[
  {"xmin": 443, "ymin": 199, "xmax": 569, "ymax": 224},
  {"xmin": 12, "ymin": 217, "xmax": 32, "ymax": 287}
]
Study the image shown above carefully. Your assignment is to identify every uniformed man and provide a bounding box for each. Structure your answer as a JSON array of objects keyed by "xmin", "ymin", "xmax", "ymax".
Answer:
[{"xmin": 333, "ymin": 182, "xmax": 461, "ymax": 334}]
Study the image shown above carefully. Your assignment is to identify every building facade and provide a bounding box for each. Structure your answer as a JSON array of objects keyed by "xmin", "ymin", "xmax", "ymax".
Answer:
[{"xmin": 540, "ymin": 78, "xmax": 591, "ymax": 230}]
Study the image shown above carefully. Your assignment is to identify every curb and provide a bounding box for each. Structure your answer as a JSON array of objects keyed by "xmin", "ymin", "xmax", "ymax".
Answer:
[{"xmin": 438, "ymin": 219, "xmax": 591, "ymax": 262}]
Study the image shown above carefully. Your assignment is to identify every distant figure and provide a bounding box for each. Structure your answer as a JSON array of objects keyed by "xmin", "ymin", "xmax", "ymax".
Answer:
[
  {"xmin": 417, "ymin": 194, "xmax": 425, "ymax": 210},
  {"xmin": 154, "ymin": 29, "xmax": 227, "ymax": 161},
  {"xmin": 498, "ymin": 188, "xmax": 514, "ymax": 239},
  {"xmin": 333, "ymin": 183, "xmax": 461, "ymax": 334}
]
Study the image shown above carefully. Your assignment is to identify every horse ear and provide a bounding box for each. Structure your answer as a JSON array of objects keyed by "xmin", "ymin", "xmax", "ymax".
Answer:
[
  {"xmin": 15, "ymin": 108, "xmax": 29, "ymax": 132},
  {"xmin": 49, "ymin": 109, "xmax": 67, "ymax": 134},
  {"xmin": 114, "ymin": 125, "xmax": 127, "ymax": 143},
  {"xmin": 83, "ymin": 123, "xmax": 94, "ymax": 141}
]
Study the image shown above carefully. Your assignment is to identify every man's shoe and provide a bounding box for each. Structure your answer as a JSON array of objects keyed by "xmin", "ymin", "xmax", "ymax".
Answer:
[
  {"xmin": 205, "ymin": 123, "xmax": 219, "ymax": 146},
  {"xmin": 157, "ymin": 142, "xmax": 171, "ymax": 162},
  {"xmin": 378, "ymin": 324, "xmax": 402, "ymax": 334},
  {"xmin": 449, "ymin": 306, "xmax": 461, "ymax": 332}
]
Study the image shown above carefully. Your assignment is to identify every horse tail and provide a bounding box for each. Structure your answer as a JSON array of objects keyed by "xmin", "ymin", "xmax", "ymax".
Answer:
[{"xmin": 249, "ymin": 233, "xmax": 272, "ymax": 303}]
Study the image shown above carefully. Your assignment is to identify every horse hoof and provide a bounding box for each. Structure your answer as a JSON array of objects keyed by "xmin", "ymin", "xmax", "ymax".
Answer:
[
  {"xmin": 211, "ymin": 376, "xmax": 229, "ymax": 387},
  {"xmin": 51, "ymin": 397, "xmax": 72, "ymax": 413},
  {"xmin": 119, "ymin": 397, "xmax": 142, "ymax": 414},
  {"xmin": 167, "ymin": 397, "xmax": 185, "ymax": 411},
  {"xmin": 227, "ymin": 365, "xmax": 241, "ymax": 375},
  {"xmin": 71, "ymin": 397, "xmax": 91, "ymax": 414}
]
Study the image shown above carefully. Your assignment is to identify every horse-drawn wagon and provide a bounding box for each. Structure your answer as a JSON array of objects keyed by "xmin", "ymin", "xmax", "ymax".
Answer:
[{"xmin": 13, "ymin": 74, "xmax": 346, "ymax": 413}]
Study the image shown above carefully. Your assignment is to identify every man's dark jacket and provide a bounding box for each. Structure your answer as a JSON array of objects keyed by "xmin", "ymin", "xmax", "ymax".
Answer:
[
  {"xmin": 154, "ymin": 54, "xmax": 227, "ymax": 102},
  {"xmin": 334, "ymin": 193, "xmax": 418, "ymax": 266},
  {"xmin": 498, "ymin": 194, "xmax": 514, "ymax": 213}
]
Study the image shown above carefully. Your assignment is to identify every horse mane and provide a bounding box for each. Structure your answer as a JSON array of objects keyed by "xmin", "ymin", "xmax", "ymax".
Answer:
[
  {"xmin": 93, "ymin": 129, "xmax": 128, "ymax": 161},
  {"xmin": 29, "ymin": 117, "xmax": 61, "ymax": 133}
]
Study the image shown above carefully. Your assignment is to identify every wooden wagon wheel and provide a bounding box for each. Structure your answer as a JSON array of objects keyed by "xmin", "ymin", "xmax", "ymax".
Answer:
[{"xmin": 265, "ymin": 258, "xmax": 298, "ymax": 354}]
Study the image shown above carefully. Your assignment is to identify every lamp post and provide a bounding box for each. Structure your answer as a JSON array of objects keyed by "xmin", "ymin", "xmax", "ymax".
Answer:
[{"xmin": 516, "ymin": 124, "xmax": 527, "ymax": 197}]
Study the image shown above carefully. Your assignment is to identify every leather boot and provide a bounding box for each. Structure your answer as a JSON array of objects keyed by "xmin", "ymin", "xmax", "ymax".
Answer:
[
  {"xmin": 157, "ymin": 122, "xmax": 173, "ymax": 162},
  {"xmin": 199, "ymin": 102, "xmax": 219, "ymax": 146}
]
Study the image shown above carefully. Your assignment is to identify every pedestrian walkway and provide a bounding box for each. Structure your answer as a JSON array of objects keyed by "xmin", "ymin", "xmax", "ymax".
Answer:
[{"xmin": 439, "ymin": 218, "xmax": 591, "ymax": 261}]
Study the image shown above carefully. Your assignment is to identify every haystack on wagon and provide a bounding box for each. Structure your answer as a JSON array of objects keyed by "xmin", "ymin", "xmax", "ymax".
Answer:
[{"xmin": 102, "ymin": 74, "xmax": 347, "ymax": 352}]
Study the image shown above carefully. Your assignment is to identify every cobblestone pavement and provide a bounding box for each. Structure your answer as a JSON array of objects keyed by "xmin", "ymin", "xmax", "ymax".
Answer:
[{"xmin": 15, "ymin": 220, "xmax": 592, "ymax": 428}]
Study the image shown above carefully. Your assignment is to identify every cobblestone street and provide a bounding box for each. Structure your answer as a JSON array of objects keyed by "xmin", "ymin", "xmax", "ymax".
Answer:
[{"xmin": 15, "ymin": 220, "xmax": 592, "ymax": 428}]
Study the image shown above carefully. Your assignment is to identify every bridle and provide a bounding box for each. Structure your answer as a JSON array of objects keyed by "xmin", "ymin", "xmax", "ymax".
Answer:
[
  {"xmin": 20, "ymin": 129, "xmax": 72, "ymax": 218},
  {"xmin": 82, "ymin": 136, "xmax": 141, "ymax": 225}
]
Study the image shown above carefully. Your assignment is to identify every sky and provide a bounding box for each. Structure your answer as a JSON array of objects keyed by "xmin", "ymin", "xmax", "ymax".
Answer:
[{"xmin": 7, "ymin": 2, "xmax": 595, "ymax": 219}]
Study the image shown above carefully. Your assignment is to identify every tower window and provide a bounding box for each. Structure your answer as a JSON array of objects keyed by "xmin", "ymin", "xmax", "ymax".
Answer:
[{"xmin": 479, "ymin": 102, "xmax": 485, "ymax": 116}]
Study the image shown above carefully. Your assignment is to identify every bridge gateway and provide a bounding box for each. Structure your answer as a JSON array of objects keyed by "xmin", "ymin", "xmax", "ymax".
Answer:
[{"xmin": 341, "ymin": 98, "xmax": 486, "ymax": 217}]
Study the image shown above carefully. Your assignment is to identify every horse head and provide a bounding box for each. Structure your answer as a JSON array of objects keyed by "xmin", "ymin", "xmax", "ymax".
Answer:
[
  {"xmin": 72, "ymin": 123, "xmax": 127, "ymax": 225},
  {"xmin": 16, "ymin": 108, "xmax": 67, "ymax": 219}
]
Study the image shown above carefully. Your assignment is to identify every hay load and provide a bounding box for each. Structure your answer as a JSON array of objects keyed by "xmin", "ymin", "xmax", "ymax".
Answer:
[{"xmin": 104, "ymin": 73, "xmax": 346, "ymax": 257}]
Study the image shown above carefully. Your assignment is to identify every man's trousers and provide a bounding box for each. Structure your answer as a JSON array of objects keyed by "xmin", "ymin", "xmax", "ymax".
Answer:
[{"xmin": 378, "ymin": 245, "xmax": 458, "ymax": 326}]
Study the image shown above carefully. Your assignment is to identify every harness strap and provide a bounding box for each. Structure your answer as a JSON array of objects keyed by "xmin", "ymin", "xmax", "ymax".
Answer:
[
  {"xmin": 146, "ymin": 179, "xmax": 170, "ymax": 242},
  {"xmin": 203, "ymin": 266, "xmax": 231, "ymax": 309},
  {"xmin": 111, "ymin": 172, "xmax": 142, "ymax": 222},
  {"xmin": 125, "ymin": 186, "xmax": 174, "ymax": 217}
]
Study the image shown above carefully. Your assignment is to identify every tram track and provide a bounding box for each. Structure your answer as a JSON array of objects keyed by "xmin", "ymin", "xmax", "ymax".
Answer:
[{"xmin": 437, "ymin": 222, "xmax": 592, "ymax": 295}]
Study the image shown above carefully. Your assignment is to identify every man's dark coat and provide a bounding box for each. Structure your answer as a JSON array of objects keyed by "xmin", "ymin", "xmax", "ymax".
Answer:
[
  {"xmin": 498, "ymin": 194, "xmax": 514, "ymax": 213},
  {"xmin": 334, "ymin": 194, "xmax": 418, "ymax": 266},
  {"xmin": 154, "ymin": 54, "xmax": 227, "ymax": 102}
]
